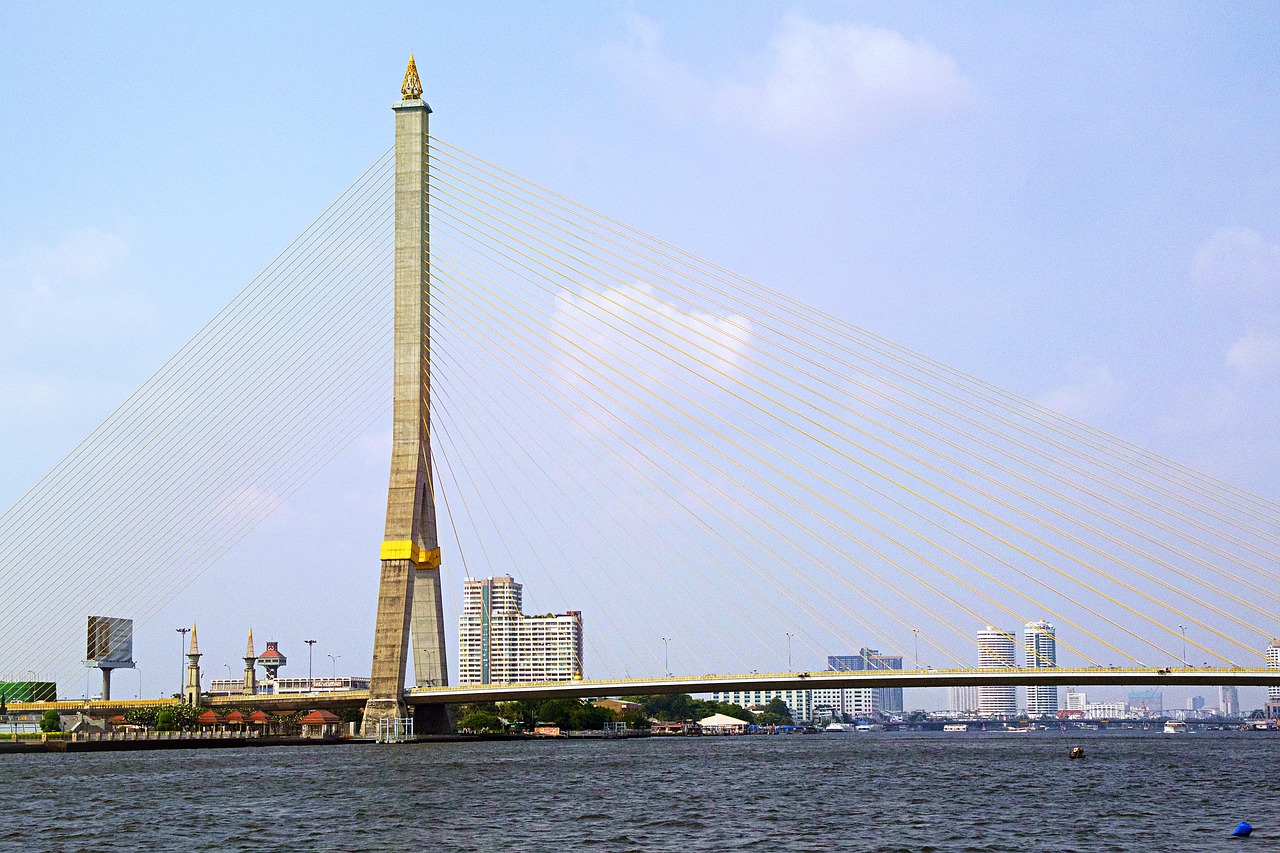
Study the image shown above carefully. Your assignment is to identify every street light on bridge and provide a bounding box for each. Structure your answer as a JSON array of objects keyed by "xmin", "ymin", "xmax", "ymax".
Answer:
[
  {"xmin": 305, "ymin": 639, "xmax": 317, "ymax": 692},
  {"xmin": 327, "ymin": 653, "xmax": 340, "ymax": 680},
  {"xmin": 786, "ymin": 632, "xmax": 795, "ymax": 670},
  {"xmin": 175, "ymin": 627, "xmax": 190, "ymax": 697},
  {"xmin": 661, "ymin": 637, "xmax": 671, "ymax": 677},
  {"xmin": 1179, "ymin": 624, "xmax": 1187, "ymax": 668}
]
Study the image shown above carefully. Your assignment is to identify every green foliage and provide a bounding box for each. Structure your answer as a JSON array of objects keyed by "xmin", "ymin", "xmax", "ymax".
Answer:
[
  {"xmin": 623, "ymin": 694, "xmax": 756, "ymax": 724},
  {"xmin": 533, "ymin": 698, "xmax": 617, "ymax": 730},
  {"xmin": 618, "ymin": 707, "xmax": 652, "ymax": 729},
  {"xmin": 155, "ymin": 709, "xmax": 178, "ymax": 731},
  {"xmin": 39, "ymin": 709, "xmax": 60, "ymax": 732},
  {"xmin": 758, "ymin": 697, "xmax": 793, "ymax": 726},
  {"xmin": 458, "ymin": 711, "xmax": 505, "ymax": 733}
]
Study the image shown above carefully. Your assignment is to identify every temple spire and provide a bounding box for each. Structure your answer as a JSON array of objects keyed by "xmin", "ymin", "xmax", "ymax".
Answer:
[
  {"xmin": 245, "ymin": 627, "xmax": 255, "ymax": 659},
  {"xmin": 188, "ymin": 623, "xmax": 199, "ymax": 655},
  {"xmin": 401, "ymin": 54, "xmax": 423, "ymax": 100}
]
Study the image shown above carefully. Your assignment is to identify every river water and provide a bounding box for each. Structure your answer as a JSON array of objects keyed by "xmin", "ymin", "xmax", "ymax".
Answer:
[{"xmin": 1, "ymin": 731, "xmax": 1275, "ymax": 851}]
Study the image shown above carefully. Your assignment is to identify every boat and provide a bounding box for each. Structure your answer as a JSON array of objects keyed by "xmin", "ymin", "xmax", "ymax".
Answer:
[
  {"xmin": 1163, "ymin": 720, "xmax": 1188, "ymax": 734},
  {"xmin": 943, "ymin": 723, "xmax": 968, "ymax": 732},
  {"xmin": 824, "ymin": 722, "xmax": 855, "ymax": 733}
]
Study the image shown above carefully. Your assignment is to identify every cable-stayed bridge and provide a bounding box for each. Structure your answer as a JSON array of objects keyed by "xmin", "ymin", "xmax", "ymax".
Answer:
[{"xmin": 2, "ymin": 59, "xmax": 1279, "ymax": 727}]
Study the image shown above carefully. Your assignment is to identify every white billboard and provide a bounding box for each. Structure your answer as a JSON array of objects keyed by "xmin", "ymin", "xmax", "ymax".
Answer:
[{"xmin": 86, "ymin": 615, "xmax": 135, "ymax": 667}]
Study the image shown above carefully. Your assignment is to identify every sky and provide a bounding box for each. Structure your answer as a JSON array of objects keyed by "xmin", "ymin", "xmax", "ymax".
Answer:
[{"xmin": 1, "ymin": 2, "xmax": 1278, "ymax": 710}]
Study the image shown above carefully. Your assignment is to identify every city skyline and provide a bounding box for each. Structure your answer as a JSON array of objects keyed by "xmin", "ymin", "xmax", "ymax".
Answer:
[{"xmin": 2, "ymin": 6, "xmax": 1280, "ymax": 712}]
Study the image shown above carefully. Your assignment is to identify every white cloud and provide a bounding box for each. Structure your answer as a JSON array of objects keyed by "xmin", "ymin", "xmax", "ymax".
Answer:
[
  {"xmin": 1226, "ymin": 329, "xmax": 1280, "ymax": 376},
  {"xmin": 1189, "ymin": 227, "xmax": 1280, "ymax": 297},
  {"xmin": 1036, "ymin": 361, "xmax": 1121, "ymax": 422},
  {"xmin": 606, "ymin": 14, "xmax": 973, "ymax": 149},
  {"xmin": 551, "ymin": 282, "xmax": 752, "ymax": 431},
  {"xmin": 1, "ymin": 227, "xmax": 150, "ymax": 337}
]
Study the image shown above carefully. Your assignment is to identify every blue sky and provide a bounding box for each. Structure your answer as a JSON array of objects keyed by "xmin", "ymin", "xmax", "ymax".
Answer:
[{"xmin": 2, "ymin": 3, "xmax": 1278, "ymax": 708}]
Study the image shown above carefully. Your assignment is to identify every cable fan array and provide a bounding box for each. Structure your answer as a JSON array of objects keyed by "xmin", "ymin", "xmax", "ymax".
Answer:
[{"xmin": 1, "ymin": 137, "xmax": 1278, "ymax": 692}]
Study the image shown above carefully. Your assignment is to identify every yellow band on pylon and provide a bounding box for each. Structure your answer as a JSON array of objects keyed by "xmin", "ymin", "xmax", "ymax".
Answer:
[{"xmin": 380, "ymin": 541, "xmax": 442, "ymax": 568}]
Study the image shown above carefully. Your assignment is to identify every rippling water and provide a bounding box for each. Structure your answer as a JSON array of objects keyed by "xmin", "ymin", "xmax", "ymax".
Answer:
[{"xmin": 2, "ymin": 731, "xmax": 1275, "ymax": 851}]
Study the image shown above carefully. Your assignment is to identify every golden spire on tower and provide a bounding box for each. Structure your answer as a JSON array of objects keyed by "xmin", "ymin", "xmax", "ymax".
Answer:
[{"xmin": 401, "ymin": 54, "xmax": 423, "ymax": 100}]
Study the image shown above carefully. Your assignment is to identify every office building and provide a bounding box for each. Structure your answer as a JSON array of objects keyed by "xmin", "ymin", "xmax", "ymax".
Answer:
[
  {"xmin": 1066, "ymin": 689, "xmax": 1087, "ymax": 712},
  {"xmin": 1219, "ymin": 685, "xmax": 1240, "ymax": 717},
  {"xmin": 1128, "ymin": 689, "xmax": 1163, "ymax": 717},
  {"xmin": 828, "ymin": 649, "xmax": 904, "ymax": 714},
  {"xmin": 977, "ymin": 626, "xmax": 1018, "ymax": 716},
  {"xmin": 457, "ymin": 575, "xmax": 584, "ymax": 685},
  {"xmin": 1024, "ymin": 620, "xmax": 1058, "ymax": 718}
]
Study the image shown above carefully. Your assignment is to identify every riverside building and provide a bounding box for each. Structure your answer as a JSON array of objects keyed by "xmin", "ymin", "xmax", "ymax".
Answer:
[
  {"xmin": 711, "ymin": 689, "xmax": 814, "ymax": 723},
  {"xmin": 977, "ymin": 626, "xmax": 1018, "ymax": 717},
  {"xmin": 457, "ymin": 575, "xmax": 583, "ymax": 685},
  {"xmin": 1024, "ymin": 620, "xmax": 1059, "ymax": 718}
]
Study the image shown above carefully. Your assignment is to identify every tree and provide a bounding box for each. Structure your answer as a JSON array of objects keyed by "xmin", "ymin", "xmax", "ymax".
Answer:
[
  {"xmin": 155, "ymin": 709, "xmax": 179, "ymax": 731},
  {"xmin": 39, "ymin": 709, "xmax": 60, "ymax": 733},
  {"xmin": 458, "ymin": 711, "xmax": 504, "ymax": 733},
  {"xmin": 758, "ymin": 698, "xmax": 793, "ymax": 726},
  {"xmin": 619, "ymin": 707, "xmax": 651, "ymax": 729}
]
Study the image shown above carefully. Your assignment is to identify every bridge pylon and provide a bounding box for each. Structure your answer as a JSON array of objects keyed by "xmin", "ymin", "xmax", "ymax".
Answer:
[{"xmin": 361, "ymin": 56, "xmax": 450, "ymax": 737}]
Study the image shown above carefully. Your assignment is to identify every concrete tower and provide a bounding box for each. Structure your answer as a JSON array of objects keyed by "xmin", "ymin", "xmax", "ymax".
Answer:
[
  {"xmin": 242, "ymin": 628, "xmax": 257, "ymax": 696},
  {"xmin": 362, "ymin": 55, "xmax": 450, "ymax": 737},
  {"xmin": 183, "ymin": 624, "xmax": 202, "ymax": 705}
]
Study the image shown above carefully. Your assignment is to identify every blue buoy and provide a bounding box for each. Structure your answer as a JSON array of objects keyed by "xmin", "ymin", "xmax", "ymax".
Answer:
[{"xmin": 1232, "ymin": 821, "xmax": 1253, "ymax": 837}]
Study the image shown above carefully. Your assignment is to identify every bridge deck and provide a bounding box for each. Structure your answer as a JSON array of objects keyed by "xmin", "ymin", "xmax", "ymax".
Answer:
[{"xmin": 8, "ymin": 668, "xmax": 1275, "ymax": 716}]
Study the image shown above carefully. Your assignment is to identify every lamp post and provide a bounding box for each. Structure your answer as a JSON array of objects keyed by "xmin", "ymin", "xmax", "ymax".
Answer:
[
  {"xmin": 223, "ymin": 663, "xmax": 232, "ymax": 687},
  {"xmin": 305, "ymin": 639, "xmax": 317, "ymax": 692},
  {"xmin": 1178, "ymin": 624, "xmax": 1187, "ymax": 667},
  {"xmin": 327, "ymin": 653, "xmax": 340, "ymax": 680},
  {"xmin": 176, "ymin": 627, "xmax": 190, "ymax": 696},
  {"xmin": 135, "ymin": 666, "xmax": 142, "ymax": 700},
  {"xmin": 786, "ymin": 632, "xmax": 795, "ymax": 670},
  {"xmin": 661, "ymin": 637, "xmax": 670, "ymax": 677}
]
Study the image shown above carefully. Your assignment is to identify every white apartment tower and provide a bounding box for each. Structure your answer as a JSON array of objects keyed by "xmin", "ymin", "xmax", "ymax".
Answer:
[
  {"xmin": 1024, "ymin": 620, "xmax": 1059, "ymax": 718},
  {"xmin": 1267, "ymin": 640, "xmax": 1280, "ymax": 701},
  {"xmin": 977, "ymin": 626, "xmax": 1018, "ymax": 717},
  {"xmin": 457, "ymin": 575, "xmax": 583, "ymax": 685},
  {"xmin": 948, "ymin": 685, "xmax": 981, "ymax": 714}
]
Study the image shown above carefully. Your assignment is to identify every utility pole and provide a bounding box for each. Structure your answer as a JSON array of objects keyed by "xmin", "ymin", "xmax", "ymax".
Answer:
[
  {"xmin": 175, "ymin": 627, "xmax": 190, "ymax": 697},
  {"xmin": 305, "ymin": 639, "xmax": 317, "ymax": 692}
]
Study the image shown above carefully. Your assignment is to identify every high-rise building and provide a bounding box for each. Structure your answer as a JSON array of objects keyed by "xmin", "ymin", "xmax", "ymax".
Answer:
[
  {"xmin": 1024, "ymin": 620, "xmax": 1058, "ymax": 718},
  {"xmin": 1219, "ymin": 685, "xmax": 1240, "ymax": 717},
  {"xmin": 1066, "ymin": 689, "xmax": 1087, "ymax": 711},
  {"xmin": 948, "ymin": 686, "xmax": 980, "ymax": 714},
  {"xmin": 1128, "ymin": 689, "xmax": 1162, "ymax": 717},
  {"xmin": 457, "ymin": 576, "xmax": 583, "ymax": 685},
  {"xmin": 827, "ymin": 649, "xmax": 904, "ymax": 715},
  {"xmin": 1267, "ymin": 640, "xmax": 1280, "ymax": 700},
  {"xmin": 977, "ymin": 626, "xmax": 1018, "ymax": 717}
]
